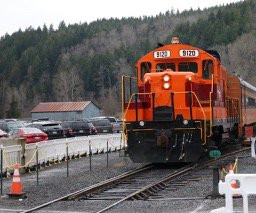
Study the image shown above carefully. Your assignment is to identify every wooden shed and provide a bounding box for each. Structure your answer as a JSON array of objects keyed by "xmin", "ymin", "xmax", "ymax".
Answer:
[{"xmin": 31, "ymin": 101, "xmax": 100, "ymax": 121}]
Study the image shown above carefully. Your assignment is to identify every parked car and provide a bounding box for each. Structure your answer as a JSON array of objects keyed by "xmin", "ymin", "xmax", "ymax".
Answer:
[
  {"xmin": 0, "ymin": 120, "xmax": 25, "ymax": 133},
  {"xmin": 89, "ymin": 118, "xmax": 113, "ymax": 134},
  {"xmin": 0, "ymin": 129, "xmax": 7, "ymax": 138},
  {"xmin": 8, "ymin": 128, "xmax": 48, "ymax": 144},
  {"xmin": 62, "ymin": 120, "xmax": 97, "ymax": 137},
  {"xmin": 28, "ymin": 121, "xmax": 64, "ymax": 139},
  {"xmin": 90, "ymin": 116, "xmax": 122, "ymax": 133}
]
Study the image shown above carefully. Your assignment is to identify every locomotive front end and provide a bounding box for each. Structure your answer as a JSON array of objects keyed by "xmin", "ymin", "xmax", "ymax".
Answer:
[{"xmin": 123, "ymin": 39, "xmax": 214, "ymax": 163}]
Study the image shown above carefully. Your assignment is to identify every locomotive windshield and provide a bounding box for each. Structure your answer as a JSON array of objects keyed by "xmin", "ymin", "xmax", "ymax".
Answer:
[
  {"xmin": 178, "ymin": 62, "xmax": 198, "ymax": 73},
  {"xmin": 156, "ymin": 63, "xmax": 175, "ymax": 72}
]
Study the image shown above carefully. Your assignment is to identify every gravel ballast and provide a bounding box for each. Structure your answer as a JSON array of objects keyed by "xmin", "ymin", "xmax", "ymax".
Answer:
[{"xmin": 0, "ymin": 149, "xmax": 256, "ymax": 212}]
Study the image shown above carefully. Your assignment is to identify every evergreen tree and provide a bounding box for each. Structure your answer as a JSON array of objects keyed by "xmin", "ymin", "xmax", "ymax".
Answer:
[{"xmin": 0, "ymin": 0, "xmax": 255, "ymax": 115}]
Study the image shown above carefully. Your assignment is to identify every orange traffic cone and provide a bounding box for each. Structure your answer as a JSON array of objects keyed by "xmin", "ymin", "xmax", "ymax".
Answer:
[{"xmin": 8, "ymin": 164, "xmax": 25, "ymax": 198}]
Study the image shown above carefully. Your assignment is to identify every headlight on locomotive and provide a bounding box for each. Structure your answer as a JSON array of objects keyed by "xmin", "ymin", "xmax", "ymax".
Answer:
[
  {"xmin": 163, "ymin": 75, "xmax": 170, "ymax": 82},
  {"xmin": 183, "ymin": 119, "xmax": 188, "ymax": 125},
  {"xmin": 163, "ymin": 82, "xmax": 170, "ymax": 89}
]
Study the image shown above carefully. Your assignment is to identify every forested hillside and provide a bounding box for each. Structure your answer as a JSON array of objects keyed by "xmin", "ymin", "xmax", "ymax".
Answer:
[{"xmin": 0, "ymin": 0, "xmax": 255, "ymax": 118}]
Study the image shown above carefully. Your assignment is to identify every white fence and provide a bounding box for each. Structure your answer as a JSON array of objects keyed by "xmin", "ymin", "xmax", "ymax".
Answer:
[
  {"xmin": 0, "ymin": 145, "xmax": 22, "ymax": 173},
  {"xmin": 211, "ymin": 173, "xmax": 256, "ymax": 213},
  {"xmin": 251, "ymin": 137, "xmax": 256, "ymax": 159},
  {"xmin": 0, "ymin": 133, "xmax": 122, "ymax": 173}
]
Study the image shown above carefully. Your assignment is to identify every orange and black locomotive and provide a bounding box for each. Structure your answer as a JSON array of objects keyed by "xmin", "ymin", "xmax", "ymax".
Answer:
[{"xmin": 122, "ymin": 37, "xmax": 256, "ymax": 163}]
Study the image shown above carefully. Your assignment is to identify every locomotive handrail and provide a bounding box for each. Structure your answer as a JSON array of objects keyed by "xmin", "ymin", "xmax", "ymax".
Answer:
[
  {"xmin": 122, "ymin": 91, "xmax": 208, "ymax": 145},
  {"xmin": 171, "ymin": 91, "xmax": 207, "ymax": 145},
  {"xmin": 122, "ymin": 75, "xmax": 138, "ymax": 147},
  {"xmin": 208, "ymin": 74, "xmax": 214, "ymax": 137},
  {"xmin": 121, "ymin": 91, "xmax": 152, "ymax": 145},
  {"xmin": 122, "ymin": 75, "xmax": 137, "ymax": 80}
]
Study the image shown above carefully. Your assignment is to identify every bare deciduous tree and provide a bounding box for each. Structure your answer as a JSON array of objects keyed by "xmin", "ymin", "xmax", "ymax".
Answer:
[
  {"xmin": 101, "ymin": 88, "xmax": 120, "ymax": 116},
  {"xmin": 216, "ymin": 32, "xmax": 256, "ymax": 85},
  {"xmin": 53, "ymin": 66, "xmax": 84, "ymax": 101}
]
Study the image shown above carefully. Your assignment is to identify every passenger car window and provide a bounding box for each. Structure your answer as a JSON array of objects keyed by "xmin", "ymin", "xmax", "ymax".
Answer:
[
  {"xmin": 156, "ymin": 63, "xmax": 175, "ymax": 72},
  {"xmin": 178, "ymin": 62, "xmax": 198, "ymax": 73},
  {"xmin": 140, "ymin": 62, "xmax": 151, "ymax": 80},
  {"xmin": 247, "ymin": 97, "xmax": 256, "ymax": 107},
  {"xmin": 202, "ymin": 60, "xmax": 213, "ymax": 79}
]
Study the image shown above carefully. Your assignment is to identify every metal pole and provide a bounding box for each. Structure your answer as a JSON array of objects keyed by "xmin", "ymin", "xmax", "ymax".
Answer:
[
  {"xmin": 66, "ymin": 143, "xmax": 69, "ymax": 177},
  {"xmin": 152, "ymin": 93, "xmax": 155, "ymax": 121},
  {"xmin": 171, "ymin": 92, "xmax": 175, "ymax": 120},
  {"xmin": 135, "ymin": 94, "xmax": 138, "ymax": 122},
  {"xmin": 0, "ymin": 146, "xmax": 3, "ymax": 195},
  {"xmin": 212, "ymin": 166, "xmax": 220, "ymax": 198},
  {"xmin": 189, "ymin": 91, "xmax": 193, "ymax": 120},
  {"xmin": 89, "ymin": 142, "xmax": 92, "ymax": 172},
  {"xmin": 36, "ymin": 148, "xmax": 39, "ymax": 186},
  {"xmin": 120, "ymin": 133, "xmax": 122, "ymax": 150},
  {"xmin": 107, "ymin": 140, "xmax": 109, "ymax": 168},
  {"xmin": 122, "ymin": 76, "xmax": 126, "ymax": 104},
  {"xmin": 129, "ymin": 77, "xmax": 132, "ymax": 98}
]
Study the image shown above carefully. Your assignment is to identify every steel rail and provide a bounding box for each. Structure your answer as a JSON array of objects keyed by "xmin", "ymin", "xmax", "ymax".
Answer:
[
  {"xmin": 96, "ymin": 164, "xmax": 196, "ymax": 213},
  {"xmin": 21, "ymin": 147, "xmax": 250, "ymax": 213},
  {"xmin": 21, "ymin": 164, "xmax": 154, "ymax": 213},
  {"xmin": 96, "ymin": 147, "xmax": 251, "ymax": 213}
]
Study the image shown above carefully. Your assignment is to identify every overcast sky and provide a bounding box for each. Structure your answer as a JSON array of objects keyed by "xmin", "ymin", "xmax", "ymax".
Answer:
[{"xmin": 0, "ymin": 0, "xmax": 243, "ymax": 36}]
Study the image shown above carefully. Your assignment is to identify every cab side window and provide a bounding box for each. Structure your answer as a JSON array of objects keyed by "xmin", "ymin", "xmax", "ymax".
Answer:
[
  {"xmin": 141, "ymin": 62, "xmax": 151, "ymax": 80},
  {"xmin": 202, "ymin": 60, "xmax": 213, "ymax": 79}
]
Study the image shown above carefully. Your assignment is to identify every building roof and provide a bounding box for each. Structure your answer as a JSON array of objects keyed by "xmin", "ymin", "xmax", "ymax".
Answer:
[{"xmin": 31, "ymin": 101, "xmax": 93, "ymax": 113}]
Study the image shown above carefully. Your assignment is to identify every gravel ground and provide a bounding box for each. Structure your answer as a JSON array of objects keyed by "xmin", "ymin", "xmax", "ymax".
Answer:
[
  {"xmin": 0, "ymin": 150, "xmax": 144, "ymax": 212},
  {"xmin": 0, "ymin": 149, "xmax": 256, "ymax": 212}
]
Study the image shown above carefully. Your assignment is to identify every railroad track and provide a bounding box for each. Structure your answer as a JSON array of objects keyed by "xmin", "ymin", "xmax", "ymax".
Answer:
[
  {"xmin": 20, "ymin": 164, "xmax": 155, "ymax": 213},
  {"xmin": 21, "ymin": 147, "xmax": 250, "ymax": 213}
]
